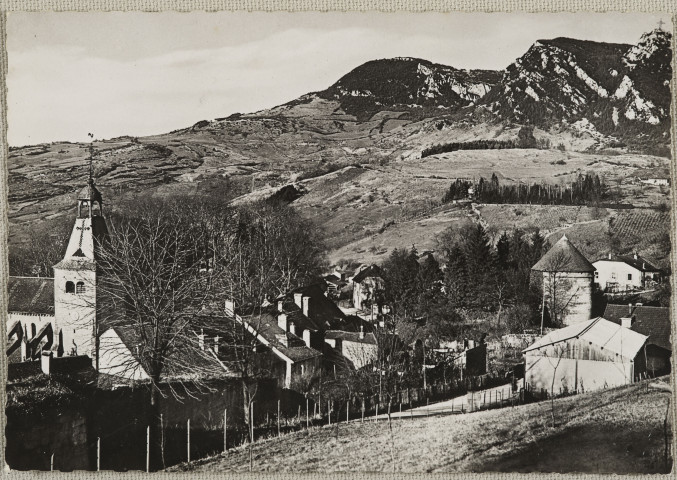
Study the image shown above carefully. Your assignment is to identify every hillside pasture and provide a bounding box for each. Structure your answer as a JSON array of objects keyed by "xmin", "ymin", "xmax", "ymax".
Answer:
[{"xmin": 172, "ymin": 379, "xmax": 672, "ymax": 474}]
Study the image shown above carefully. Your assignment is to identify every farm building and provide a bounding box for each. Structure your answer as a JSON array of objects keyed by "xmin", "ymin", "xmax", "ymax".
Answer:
[
  {"xmin": 592, "ymin": 253, "xmax": 663, "ymax": 292},
  {"xmin": 531, "ymin": 234, "xmax": 595, "ymax": 326},
  {"xmin": 603, "ymin": 304, "xmax": 671, "ymax": 376},
  {"xmin": 523, "ymin": 317, "xmax": 648, "ymax": 395}
]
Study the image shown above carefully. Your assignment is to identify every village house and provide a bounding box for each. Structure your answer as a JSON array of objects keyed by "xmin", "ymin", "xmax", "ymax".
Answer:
[
  {"xmin": 324, "ymin": 327, "xmax": 378, "ymax": 370},
  {"xmin": 603, "ymin": 304, "xmax": 671, "ymax": 376},
  {"xmin": 531, "ymin": 234, "xmax": 595, "ymax": 326},
  {"xmin": 592, "ymin": 253, "xmax": 663, "ymax": 292},
  {"xmin": 523, "ymin": 317, "xmax": 648, "ymax": 395},
  {"xmin": 352, "ymin": 264, "xmax": 385, "ymax": 311}
]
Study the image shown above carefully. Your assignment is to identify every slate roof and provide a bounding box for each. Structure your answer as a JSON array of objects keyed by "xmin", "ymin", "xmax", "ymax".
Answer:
[
  {"xmin": 352, "ymin": 264, "xmax": 383, "ymax": 283},
  {"xmin": 523, "ymin": 317, "xmax": 648, "ymax": 359},
  {"xmin": 7, "ymin": 276, "xmax": 55, "ymax": 315},
  {"xmin": 278, "ymin": 283, "xmax": 347, "ymax": 331},
  {"xmin": 325, "ymin": 330, "xmax": 378, "ymax": 345},
  {"xmin": 603, "ymin": 304, "xmax": 671, "ymax": 351},
  {"xmin": 593, "ymin": 254, "xmax": 662, "ymax": 273},
  {"xmin": 532, "ymin": 235, "xmax": 595, "ymax": 273},
  {"xmin": 243, "ymin": 313, "xmax": 322, "ymax": 362}
]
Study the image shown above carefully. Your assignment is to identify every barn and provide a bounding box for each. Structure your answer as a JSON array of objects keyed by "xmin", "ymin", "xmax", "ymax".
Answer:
[{"xmin": 523, "ymin": 317, "xmax": 648, "ymax": 395}]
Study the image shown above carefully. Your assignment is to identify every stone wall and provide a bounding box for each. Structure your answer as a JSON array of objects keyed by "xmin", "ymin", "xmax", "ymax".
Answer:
[{"xmin": 6, "ymin": 404, "xmax": 91, "ymax": 471}]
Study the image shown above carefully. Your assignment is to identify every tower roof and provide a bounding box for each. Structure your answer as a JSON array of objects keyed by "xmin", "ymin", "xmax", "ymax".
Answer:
[
  {"xmin": 78, "ymin": 180, "xmax": 103, "ymax": 204},
  {"xmin": 532, "ymin": 234, "xmax": 595, "ymax": 273}
]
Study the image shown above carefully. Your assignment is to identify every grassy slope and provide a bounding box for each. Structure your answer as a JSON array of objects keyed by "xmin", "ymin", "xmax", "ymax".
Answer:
[{"xmin": 172, "ymin": 379, "xmax": 672, "ymax": 474}]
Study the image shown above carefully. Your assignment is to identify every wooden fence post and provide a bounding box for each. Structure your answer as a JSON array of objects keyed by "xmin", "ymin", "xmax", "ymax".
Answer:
[
  {"xmin": 375, "ymin": 402, "xmax": 379, "ymax": 423},
  {"xmin": 224, "ymin": 409, "xmax": 228, "ymax": 452},
  {"xmin": 277, "ymin": 401, "xmax": 281, "ymax": 437},
  {"xmin": 146, "ymin": 426, "xmax": 150, "ymax": 473},
  {"xmin": 187, "ymin": 419, "xmax": 191, "ymax": 463},
  {"xmin": 306, "ymin": 398, "xmax": 309, "ymax": 429},
  {"xmin": 50, "ymin": 453, "xmax": 54, "ymax": 472},
  {"xmin": 346, "ymin": 399, "xmax": 350, "ymax": 423},
  {"xmin": 361, "ymin": 398, "xmax": 365, "ymax": 423},
  {"xmin": 97, "ymin": 437, "xmax": 101, "ymax": 471},
  {"xmin": 328, "ymin": 401, "xmax": 331, "ymax": 426}
]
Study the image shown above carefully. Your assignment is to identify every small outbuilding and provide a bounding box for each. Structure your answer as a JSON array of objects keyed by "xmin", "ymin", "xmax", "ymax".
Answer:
[{"xmin": 523, "ymin": 317, "xmax": 648, "ymax": 395}]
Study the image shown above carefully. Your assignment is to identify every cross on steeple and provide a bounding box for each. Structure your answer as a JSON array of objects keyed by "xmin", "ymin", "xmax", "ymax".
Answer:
[
  {"xmin": 87, "ymin": 133, "xmax": 94, "ymax": 184},
  {"xmin": 658, "ymin": 19, "xmax": 666, "ymax": 31}
]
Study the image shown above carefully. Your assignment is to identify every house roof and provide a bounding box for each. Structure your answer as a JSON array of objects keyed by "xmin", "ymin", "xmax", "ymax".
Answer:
[
  {"xmin": 325, "ymin": 330, "xmax": 378, "ymax": 345},
  {"xmin": 279, "ymin": 283, "xmax": 347, "ymax": 331},
  {"xmin": 523, "ymin": 317, "xmax": 648, "ymax": 359},
  {"xmin": 593, "ymin": 254, "xmax": 662, "ymax": 273},
  {"xmin": 603, "ymin": 304, "xmax": 671, "ymax": 351},
  {"xmin": 532, "ymin": 235, "xmax": 595, "ymax": 273},
  {"xmin": 240, "ymin": 313, "xmax": 323, "ymax": 363},
  {"xmin": 352, "ymin": 264, "xmax": 383, "ymax": 283},
  {"xmin": 8, "ymin": 276, "xmax": 55, "ymax": 315},
  {"xmin": 103, "ymin": 323, "xmax": 236, "ymax": 381}
]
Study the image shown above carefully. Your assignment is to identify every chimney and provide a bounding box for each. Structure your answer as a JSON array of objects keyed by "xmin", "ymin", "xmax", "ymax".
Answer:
[
  {"xmin": 634, "ymin": 252, "xmax": 638, "ymax": 260},
  {"xmin": 302, "ymin": 296, "xmax": 310, "ymax": 317},
  {"xmin": 278, "ymin": 313, "xmax": 288, "ymax": 332},
  {"xmin": 214, "ymin": 335, "xmax": 220, "ymax": 355},
  {"xmin": 277, "ymin": 300, "xmax": 284, "ymax": 312},
  {"xmin": 225, "ymin": 299, "xmax": 235, "ymax": 315},
  {"xmin": 41, "ymin": 351, "xmax": 53, "ymax": 375},
  {"xmin": 621, "ymin": 317, "xmax": 633, "ymax": 329},
  {"xmin": 359, "ymin": 325, "xmax": 365, "ymax": 340},
  {"xmin": 275, "ymin": 333, "xmax": 288, "ymax": 347},
  {"xmin": 294, "ymin": 293, "xmax": 303, "ymax": 308},
  {"xmin": 289, "ymin": 322, "xmax": 296, "ymax": 335},
  {"xmin": 198, "ymin": 329, "xmax": 205, "ymax": 351},
  {"xmin": 303, "ymin": 329, "xmax": 312, "ymax": 348}
]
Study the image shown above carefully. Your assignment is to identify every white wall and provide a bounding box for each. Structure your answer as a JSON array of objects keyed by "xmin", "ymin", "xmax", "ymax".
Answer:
[
  {"xmin": 98, "ymin": 329, "xmax": 149, "ymax": 381},
  {"xmin": 53, "ymin": 266, "xmax": 97, "ymax": 359},
  {"xmin": 593, "ymin": 260, "xmax": 643, "ymax": 290},
  {"xmin": 525, "ymin": 352, "xmax": 633, "ymax": 394},
  {"xmin": 342, "ymin": 340, "xmax": 377, "ymax": 370}
]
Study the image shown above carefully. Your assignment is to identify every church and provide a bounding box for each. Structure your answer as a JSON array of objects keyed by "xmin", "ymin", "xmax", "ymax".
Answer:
[{"xmin": 7, "ymin": 175, "xmax": 107, "ymax": 364}]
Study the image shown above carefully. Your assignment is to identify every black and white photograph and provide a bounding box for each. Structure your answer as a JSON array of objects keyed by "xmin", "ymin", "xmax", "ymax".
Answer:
[{"xmin": 3, "ymin": 11, "xmax": 674, "ymax": 473}]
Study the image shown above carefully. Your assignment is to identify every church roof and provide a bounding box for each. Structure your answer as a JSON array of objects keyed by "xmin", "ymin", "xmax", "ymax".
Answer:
[
  {"xmin": 77, "ymin": 181, "xmax": 103, "ymax": 204},
  {"xmin": 532, "ymin": 234, "xmax": 596, "ymax": 273},
  {"xmin": 8, "ymin": 276, "xmax": 54, "ymax": 315}
]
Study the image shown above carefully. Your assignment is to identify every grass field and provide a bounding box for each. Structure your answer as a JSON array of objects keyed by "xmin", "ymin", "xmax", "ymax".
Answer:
[{"xmin": 171, "ymin": 379, "xmax": 672, "ymax": 474}]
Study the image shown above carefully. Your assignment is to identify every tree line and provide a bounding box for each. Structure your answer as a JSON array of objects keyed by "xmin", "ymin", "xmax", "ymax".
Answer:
[
  {"xmin": 421, "ymin": 126, "xmax": 550, "ymax": 158},
  {"xmin": 442, "ymin": 172, "xmax": 608, "ymax": 206}
]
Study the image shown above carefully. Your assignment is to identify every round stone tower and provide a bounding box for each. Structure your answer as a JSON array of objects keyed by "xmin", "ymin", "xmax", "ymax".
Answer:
[{"xmin": 532, "ymin": 234, "xmax": 595, "ymax": 326}]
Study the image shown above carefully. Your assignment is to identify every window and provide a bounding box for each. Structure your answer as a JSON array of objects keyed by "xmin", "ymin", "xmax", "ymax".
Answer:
[
  {"xmin": 65, "ymin": 281, "xmax": 75, "ymax": 293},
  {"xmin": 76, "ymin": 281, "xmax": 86, "ymax": 294},
  {"xmin": 611, "ymin": 272, "xmax": 616, "ymax": 280},
  {"xmin": 594, "ymin": 271, "xmax": 599, "ymax": 277},
  {"xmin": 628, "ymin": 273, "xmax": 633, "ymax": 281}
]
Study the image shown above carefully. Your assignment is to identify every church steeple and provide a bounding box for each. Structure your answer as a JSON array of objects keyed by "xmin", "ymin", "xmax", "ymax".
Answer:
[
  {"xmin": 52, "ymin": 136, "xmax": 108, "ymax": 362},
  {"xmin": 77, "ymin": 142, "xmax": 103, "ymax": 218}
]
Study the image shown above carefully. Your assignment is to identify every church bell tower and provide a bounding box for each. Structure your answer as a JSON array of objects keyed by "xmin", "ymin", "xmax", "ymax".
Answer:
[{"xmin": 53, "ymin": 149, "xmax": 108, "ymax": 361}]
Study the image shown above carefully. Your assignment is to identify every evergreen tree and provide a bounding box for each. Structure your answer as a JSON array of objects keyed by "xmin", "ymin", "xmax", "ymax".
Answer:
[
  {"xmin": 444, "ymin": 244, "xmax": 469, "ymax": 308},
  {"xmin": 496, "ymin": 231, "xmax": 511, "ymax": 270}
]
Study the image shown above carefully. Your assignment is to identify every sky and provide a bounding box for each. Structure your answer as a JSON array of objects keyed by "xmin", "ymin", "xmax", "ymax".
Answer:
[{"xmin": 7, "ymin": 12, "xmax": 669, "ymax": 146}]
